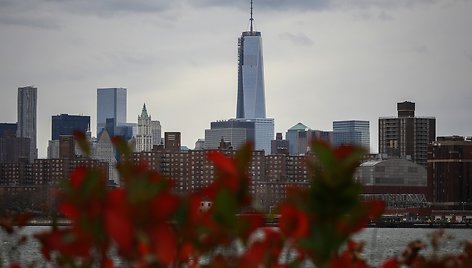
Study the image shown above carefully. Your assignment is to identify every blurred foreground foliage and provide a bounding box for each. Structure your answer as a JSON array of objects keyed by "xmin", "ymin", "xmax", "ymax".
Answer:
[{"xmin": 1, "ymin": 132, "xmax": 471, "ymax": 267}]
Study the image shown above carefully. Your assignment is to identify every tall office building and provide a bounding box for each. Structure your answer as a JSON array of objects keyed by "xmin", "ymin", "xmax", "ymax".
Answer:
[
  {"xmin": 17, "ymin": 86, "xmax": 37, "ymax": 161},
  {"xmin": 379, "ymin": 101, "xmax": 436, "ymax": 167},
  {"xmin": 135, "ymin": 104, "xmax": 153, "ymax": 152},
  {"xmin": 333, "ymin": 120, "xmax": 370, "ymax": 151},
  {"xmin": 52, "ymin": 114, "xmax": 90, "ymax": 140},
  {"xmin": 151, "ymin": 120, "xmax": 162, "ymax": 147},
  {"xmin": 236, "ymin": 1, "xmax": 266, "ymax": 119},
  {"xmin": 96, "ymin": 88, "xmax": 127, "ymax": 136}
]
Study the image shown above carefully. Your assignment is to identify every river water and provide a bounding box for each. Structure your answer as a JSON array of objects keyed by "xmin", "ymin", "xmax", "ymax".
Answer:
[{"xmin": 1, "ymin": 227, "xmax": 471, "ymax": 267}]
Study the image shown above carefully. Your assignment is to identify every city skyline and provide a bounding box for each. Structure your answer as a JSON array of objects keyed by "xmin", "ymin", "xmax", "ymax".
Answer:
[{"xmin": 1, "ymin": 0, "xmax": 472, "ymax": 157}]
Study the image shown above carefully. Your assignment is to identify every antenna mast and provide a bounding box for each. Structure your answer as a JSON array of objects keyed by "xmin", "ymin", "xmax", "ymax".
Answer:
[{"xmin": 250, "ymin": 0, "xmax": 254, "ymax": 32}]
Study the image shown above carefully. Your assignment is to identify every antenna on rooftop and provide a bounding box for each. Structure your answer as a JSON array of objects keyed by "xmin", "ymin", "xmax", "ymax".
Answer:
[{"xmin": 250, "ymin": 0, "xmax": 254, "ymax": 32}]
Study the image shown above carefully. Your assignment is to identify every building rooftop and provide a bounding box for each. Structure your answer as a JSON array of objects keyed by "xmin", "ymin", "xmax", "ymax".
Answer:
[{"xmin": 288, "ymin": 123, "xmax": 310, "ymax": 131}]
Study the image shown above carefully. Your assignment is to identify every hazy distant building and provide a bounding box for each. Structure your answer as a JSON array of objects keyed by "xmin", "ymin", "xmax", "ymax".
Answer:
[
  {"xmin": 47, "ymin": 140, "xmax": 60, "ymax": 159},
  {"xmin": 164, "ymin": 132, "xmax": 181, "ymax": 151},
  {"xmin": 0, "ymin": 134, "xmax": 30, "ymax": 164},
  {"xmin": 428, "ymin": 136, "xmax": 472, "ymax": 207},
  {"xmin": 194, "ymin": 139, "xmax": 205, "ymax": 150},
  {"xmin": 286, "ymin": 123, "xmax": 311, "ymax": 156},
  {"xmin": 93, "ymin": 129, "xmax": 118, "ymax": 184},
  {"xmin": 204, "ymin": 120, "xmax": 255, "ymax": 150},
  {"xmin": 135, "ymin": 104, "xmax": 153, "ymax": 152},
  {"xmin": 379, "ymin": 101, "xmax": 435, "ymax": 167},
  {"xmin": 97, "ymin": 88, "xmax": 127, "ymax": 136},
  {"xmin": 271, "ymin": 133, "xmax": 288, "ymax": 155},
  {"xmin": 236, "ymin": 2, "xmax": 266, "ymax": 120},
  {"xmin": 286, "ymin": 123, "xmax": 333, "ymax": 155},
  {"xmin": 151, "ymin": 120, "xmax": 162, "ymax": 147},
  {"xmin": 103, "ymin": 118, "xmax": 134, "ymax": 141},
  {"xmin": 52, "ymin": 114, "xmax": 90, "ymax": 140},
  {"xmin": 310, "ymin": 130, "xmax": 333, "ymax": 144},
  {"xmin": 17, "ymin": 86, "xmax": 37, "ymax": 161},
  {"xmin": 333, "ymin": 120, "xmax": 370, "ymax": 150}
]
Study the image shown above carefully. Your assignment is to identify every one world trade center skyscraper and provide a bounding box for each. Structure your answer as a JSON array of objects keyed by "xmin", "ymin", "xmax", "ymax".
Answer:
[{"xmin": 236, "ymin": 0, "xmax": 266, "ymax": 119}]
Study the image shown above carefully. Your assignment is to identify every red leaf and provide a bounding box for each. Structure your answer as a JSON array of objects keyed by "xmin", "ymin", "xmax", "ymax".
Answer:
[
  {"xmin": 152, "ymin": 225, "xmax": 177, "ymax": 265},
  {"xmin": 150, "ymin": 193, "xmax": 180, "ymax": 222},
  {"xmin": 334, "ymin": 145, "xmax": 355, "ymax": 160},
  {"xmin": 208, "ymin": 151, "xmax": 237, "ymax": 177},
  {"xmin": 279, "ymin": 204, "xmax": 309, "ymax": 239},
  {"xmin": 105, "ymin": 190, "xmax": 134, "ymax": 254},
  {"xmin": 59, "ymin": 202, "xmax": 80, "ymax": 221},
  {"xmin": 366, "ymin": 200, "xmax": 385, "ymax": 219},
  {"xmin": 70, "ymin": 166, "xmax": 87, "ymax": 189}
]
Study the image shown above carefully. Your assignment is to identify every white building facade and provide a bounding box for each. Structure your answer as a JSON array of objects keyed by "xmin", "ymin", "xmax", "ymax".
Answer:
[
  {"xmin": 135, "ymin": 104, "xmax": 153, "ymax": 152},
  {"xmin": 92, "ymin": 129, "xmax": 118, "ymax": 184}
]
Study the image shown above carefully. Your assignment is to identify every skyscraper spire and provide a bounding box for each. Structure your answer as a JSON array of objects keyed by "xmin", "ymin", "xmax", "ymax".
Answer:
[{"xmin": 250, "ymin": 0, "xmax": 254, "ymax": 32}]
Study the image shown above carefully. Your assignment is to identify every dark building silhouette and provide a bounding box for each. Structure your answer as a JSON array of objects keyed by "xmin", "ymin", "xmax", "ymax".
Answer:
[
  {"xmin": 0, "ymin": 123, "xmax": 17, "ymax": 138},
  {"xmin": 0, "ymin": 131, "xmax": 30, "ymax": 164},
  {"xmin": 52, "ymin": 114, "xmax": 90, "ymax": 140},
  {"xmin": 428, "ymin": 136, "xmax": 472, "ymax": 209},
  {"xmin": 379, "ymin": 101, "xmax": 436, "ymax": 167},
  {"xmin": 271, "ymin": 133, "xmax": 289, "ymax": 155},
  {"xmin": 164, "ymin": 132, "xmax": 181, "ymax": 151}
]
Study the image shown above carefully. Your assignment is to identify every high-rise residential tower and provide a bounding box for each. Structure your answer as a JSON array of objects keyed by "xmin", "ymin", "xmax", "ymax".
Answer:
[
  {"xmin": 96, "ymin": 88, "xmax": 127, "ymax": 136},
  {"xmin": 236, "ymin": 0, "xmax": 266, "ymax": 119},
  {"xmin": 17, "ymin": 86, "xmax": 37, "ymax": 161},
  {"xmin": 379, "ymin": 101, "xmax": 436, "ymax": 167}
]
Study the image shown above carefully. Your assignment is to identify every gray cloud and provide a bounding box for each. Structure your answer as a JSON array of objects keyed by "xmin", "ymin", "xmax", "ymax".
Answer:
[
  {"xmin": 0, "ymin": 0, "xmax": 177, "ymax": 17},
  {"xmin": 49, "ymin": 0, "xmax": 176, "ymax": 16},
  {"xmin": 0, "ymin": 0, "xmax": 440, "ymax": 18},
  {"xmin": 278, "ymin": 32, "xmax": 314, "ymax": 46},
  {"xmin": 190, "ymin": 0, "xmax": 330, "ymax": 11},
  {"xmin": 189, "ymin": 0, "xmax": 438, "ymax": 11},
  {"xmin": 411, "ymin": 45, "xmax": 429, "ymax": 54},
  {"xmin": 0, "ymin": 16, "xmax": 60, "ymax": 29}
]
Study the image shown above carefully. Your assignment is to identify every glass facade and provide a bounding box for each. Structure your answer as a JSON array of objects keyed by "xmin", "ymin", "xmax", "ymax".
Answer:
[
  {"xmin": 52, "ymin": 114, "xmax": 90, "ymax": 140},
  {"xmin": 236, "ymin": 31, "xmax": 266, "ymax": 119},
  {"xmin": 96, "ymin": 88, "xmax": 127, "ymax": 136},
  {"xmin": 332, "ymin": 120, "xmax": 370, "ymax": 151}
]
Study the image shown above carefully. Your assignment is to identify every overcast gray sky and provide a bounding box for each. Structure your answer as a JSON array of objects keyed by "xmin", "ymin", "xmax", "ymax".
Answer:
[{"xmin": 1, "ymin": 0, "xmax": 471, "ymax": 157}]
